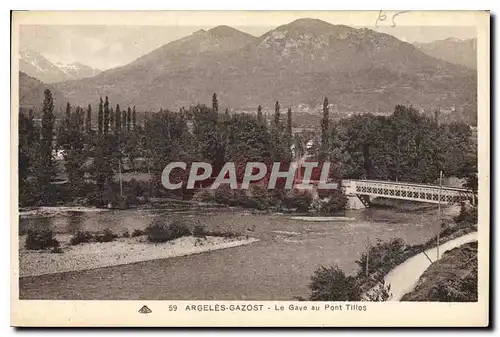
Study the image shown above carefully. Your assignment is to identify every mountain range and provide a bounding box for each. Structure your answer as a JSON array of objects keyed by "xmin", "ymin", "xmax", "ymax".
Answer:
[
  {"xmin": 414, "ymin": 38, "xmax": 477, "ymax": 70},
  {"xmin": 19, "ymin": 19, "xmax": 477, "ymax": 124},
  {"xmin": 20, "ymin": 50, "xmax": 101, "ymax": 83}
]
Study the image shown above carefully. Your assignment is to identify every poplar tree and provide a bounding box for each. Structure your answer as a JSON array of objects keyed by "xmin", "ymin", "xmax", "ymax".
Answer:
[
  {"xmin": 38, "ymin": 89, "xmax": 56, "ymax": 204},
  {"xmin": 65, "ymin": 102, "xmax": 71, "ymax": 126},
  {"xmin": 122, "ymin": 108, "xmax": 127, "ymax": 130},
  {"xmin": 257, "ymin": 105, "xmax": 262, "ymax": 122},
  {"xmin": 98, "ymin": 97, "xmax": 103, "ymax": 135},
  {"xmin": 109, "ymin": 103, "xmax": 114, "ymax": 130},
  {"xmin": 115, "ymin": 104, "xmax": 121, "ymax": 134},
  {"xmin": 287, "ymin": 107, "xmax": 293, "ymax": 151},
  {"xmin": 321, "ymin": 97, "xmax": 329, "ymax": 156},
  {"xmin": 212, "ymin": 93, "xmax": 219, "ymax": 113},
  {"xmin": 132, "ymin": 106, "xmax": 137, "ymax": 130},
  {"xmin": 103, "ymin": 96, "xmax": 110, "ymax": 135},
  {"xmin": 109, "ymin": 106, "xmax": 114, "ymax": 134},
  {"xmin": 86, "ymin": 104, "xmax": 92, "ymax": 134},
  {"xmin": 274, "ymin": 101, "xmax": 280, "ymax": 126},
  {"xmin": 127, "ymin": 107, "xmax": 131, "ymax": 131}
]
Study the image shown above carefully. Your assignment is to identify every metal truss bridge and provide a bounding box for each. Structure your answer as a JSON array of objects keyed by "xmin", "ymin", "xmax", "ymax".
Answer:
[{"xmin": 342, "ymin": 179, "xmax": 476, "ymax": 205}]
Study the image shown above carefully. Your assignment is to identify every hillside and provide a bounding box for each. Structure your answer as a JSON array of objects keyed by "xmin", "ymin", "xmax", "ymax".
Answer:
[
  {"xmin": 48, "ymin": 19, "xmax": 476, "ymax": 122},
  {"xmin": 414, "ymin": 38, "xmax": 477, "ymax": 70},
  {"xmin": 19, "ymin": 72, "xmax": 67, "ymax": 113}
]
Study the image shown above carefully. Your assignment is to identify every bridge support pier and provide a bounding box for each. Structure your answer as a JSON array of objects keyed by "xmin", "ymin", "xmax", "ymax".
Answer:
[{"xmin": 345, "ymin": 195, "xmax": 368, "ymax": 210}]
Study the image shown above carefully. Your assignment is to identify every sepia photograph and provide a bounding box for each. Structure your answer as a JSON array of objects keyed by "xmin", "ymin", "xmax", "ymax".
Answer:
[{"xmin": 10, "ymin": 10, "xmax": 489, "ymax": 327}]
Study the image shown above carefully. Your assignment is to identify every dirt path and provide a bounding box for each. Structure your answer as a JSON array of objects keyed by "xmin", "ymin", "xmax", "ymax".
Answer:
[{"xmin": 384, "ymin": 231, "xmax": 478, "ymax": 301}]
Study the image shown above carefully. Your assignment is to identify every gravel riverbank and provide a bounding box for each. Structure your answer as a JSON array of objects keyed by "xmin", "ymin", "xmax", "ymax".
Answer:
[{"xmin": 19, "ymin": 235, "xmax": 259, "ymax": 277}]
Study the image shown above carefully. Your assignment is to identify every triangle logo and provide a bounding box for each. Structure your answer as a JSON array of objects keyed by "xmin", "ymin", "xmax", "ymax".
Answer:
[{"xmin": 138, "ymin": 305, "xmax": 152, "ymax": 314}]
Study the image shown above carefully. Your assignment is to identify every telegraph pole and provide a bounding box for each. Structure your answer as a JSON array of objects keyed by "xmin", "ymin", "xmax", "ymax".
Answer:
[
  {"xmin": 437, "ymin": 170, "xmax": 443, "ymax": 261},
  {"xmin": 366, "ymin": 235, "xmax": 370, "ymax": 278}
]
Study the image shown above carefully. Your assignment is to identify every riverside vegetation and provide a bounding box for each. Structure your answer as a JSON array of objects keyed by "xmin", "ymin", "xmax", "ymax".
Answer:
[
  {"xmin": 19, "ymin": 91, "xmax": 476, "ymax": 213},
  {"xmin": 24, "ymin": 219, "xmax": 239, "ymax": 252},
  {"xmin": 305, "ymin": 202, "xmax": 478, "ymax": 301}
]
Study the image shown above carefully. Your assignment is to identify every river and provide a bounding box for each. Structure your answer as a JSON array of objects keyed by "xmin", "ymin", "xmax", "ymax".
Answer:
[{"xmin": 19, "ymin": 202, "xmax": 453, "ymax": 300}]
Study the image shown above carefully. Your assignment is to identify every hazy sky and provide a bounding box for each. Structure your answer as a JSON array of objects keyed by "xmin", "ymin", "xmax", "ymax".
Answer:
[{"xmin": 19, "ymin": 22, "xmax": 476, "ymax": 70}]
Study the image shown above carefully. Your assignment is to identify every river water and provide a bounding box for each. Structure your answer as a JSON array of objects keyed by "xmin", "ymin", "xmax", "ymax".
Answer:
[{"xmin": 19, "ymin": 203, "xmax": 451, "ymax": 300}]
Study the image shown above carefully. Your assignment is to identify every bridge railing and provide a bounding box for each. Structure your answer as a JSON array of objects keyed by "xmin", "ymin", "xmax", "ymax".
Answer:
[{"xmin": 343, "ymin": 179, "xmax": 475, "ymax": 205}]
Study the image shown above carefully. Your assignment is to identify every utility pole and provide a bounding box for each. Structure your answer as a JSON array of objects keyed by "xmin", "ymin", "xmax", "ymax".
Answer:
[
  {"xmin": 366, "ymin": 235, "xmax": 370, "ymax": 278},
  {"xmin": 119, "ymin": 160, "xmax": 123, "ymax": 199},
  {"xmin": 437, "ymin": 170, "xmax": 443, "ymax": 261}
]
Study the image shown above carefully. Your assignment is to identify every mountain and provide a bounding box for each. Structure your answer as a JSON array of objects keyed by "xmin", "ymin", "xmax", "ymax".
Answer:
[
  {"xmin": 55, "ymin": 62, "xmax": 101, "ymax": 80},
  {"xmin": 20, "ymin": 50, "xmax": 69, "ymax": 83},
  {"xmin": 19, "ymin": 72, "xmax": 68, "ymax": 113},
  {"xmin": 414, "ymin": 38, "xmax": 477, "ymax": 69},
  {"xmin": 53, "ymin": 19, "xmax": 477, "ymax": 123},
  {"xmin": 19, "ymin": 50, "xmax": 101, "ymax": 83}
]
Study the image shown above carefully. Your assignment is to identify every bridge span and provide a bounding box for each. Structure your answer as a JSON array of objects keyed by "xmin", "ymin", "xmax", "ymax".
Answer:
[{"xmin": 341, "ymin": 179, "xmax": 476, "ymax": 208}]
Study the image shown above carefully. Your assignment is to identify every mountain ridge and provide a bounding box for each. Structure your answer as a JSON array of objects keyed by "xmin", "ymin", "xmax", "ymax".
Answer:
[
  {"xmin": 414, "ymin": 38, "xmax": 477, "ymax": 69},
  {"xmin": 25, "ymin": 19, "xmax": 476, "ymax": 124},
  {"xmin": 20, "ymin": 49, "xmax": 101, "ymax": 83}
]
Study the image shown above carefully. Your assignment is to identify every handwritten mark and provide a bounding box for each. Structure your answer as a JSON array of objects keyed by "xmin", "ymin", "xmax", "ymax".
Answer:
[{"xmin": 375, "ymin": 10, "xmax": 410, "ymax": 28}]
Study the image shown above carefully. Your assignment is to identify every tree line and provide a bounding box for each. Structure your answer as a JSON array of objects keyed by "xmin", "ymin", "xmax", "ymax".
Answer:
[{"xmin": 18, "ymin": 89, "xmax": 477, "ymax": 208}]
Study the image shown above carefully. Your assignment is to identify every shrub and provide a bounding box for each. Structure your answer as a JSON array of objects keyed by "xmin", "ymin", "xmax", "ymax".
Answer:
[
  {"xmin": 364, "ymin": 278, "xmax": 392, "ymax": 301},
  {"xmin": 454, "ymin": 202, "xmax": 478, "ymax": 226},
  {"xmin": 214, "ymin": 184, "xmax": 235, "ymax": 205},
  {"xmin": 282, "ymin": 190, "xmax": 312, "ymax": 212},
  {"xmin": 192, "ymin": 189, "xmax": 215, "ymax": 203},
  {"xmin": 319, "ymin": 190, "xmax": 348, "ymax": 214},
  {"xmin": 146, "ymin": 220, "xmax": 191, "ymax": 243},
  {"xmin": 309, "ymin": 265, "xmax": 361, "ymax": 301},
  {"xmin": 51, "ymin": 246, "xmax": 64, "ymax": 254},
  {"xmin": 204, "ymin": 230, "xmax": 237, "ymax": 238},
  {"xmin": 355, "ymin": 238, "xmax": 408, "ymax": 277},
  {"xmin": 122, "ymin": 231, "xmax": 130, "ymax": 238},
  {"xmin": 193, "ymin": 224, "xmax": 207, "ymax": 238},
  {"xmin": 25, "ymin": 228, "xmax": 59, "ymax": 250},
  {"xmin": 95, "ymin": 228, "xmax": 118, "ymax": 243},
  {"xmin": 132, "ymin": 229, "xmax": 146, "ymax": 237},
  {"xmin": 70, "ymin": 231, "xmax": 94, "ymax": 245}
]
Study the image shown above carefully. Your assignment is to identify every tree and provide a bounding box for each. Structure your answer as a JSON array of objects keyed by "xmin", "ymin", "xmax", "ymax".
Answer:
[
  {"xmin": 109, "ymin": 103, "xmax": 114, "ymax": 129},
  {"xmin": 97, "ymin": 97, "xmax": 103, "ymax": 135},
  {"xmin": 287, "ymin": 106, "xmax": 293, "ymax": 139},
  {"xmin": 127, "ymin": 107, "xmax": 132, "ymax": 131},
  {"xmin": 320, "ymin": 98, "xmax": 329, "ymax": 159},
  {"xmin": 65, "ymin": 102, "xmax": 71, "ymax": 126},
  {"xmin": 122, "ymin": 108, "xmax": 127, "ymax": 130},
  {"xmin": 257, "ymin": 105, "xmax": 262, "ymax": 122},
  {"xmin": 132, "ymin": 106, "xmax": 137, "ymax": 130},
  {"xmin": 274, "ymin": 101, "xmax": 280, "ymax": 126},
  {"xmin": 212, "ymin": 93, "xmax": 219, "ymax": 113},
  {"xmin": 85, "ymin": 104, "xmax": 92, "ymax": 135},
  {"xmin": 37, "ymin": 89, "xmax": 57, "ymax": 204},
  {"xmin": 309, "ymin": 266, "xmax": 361, "ymax": 301},
  {"xmin": 115, "ymin": 104, "xmax": 121, "ymax": 134},
  {"xmin": 63, "ymin": 103, "xmax": 86, "ymax": 193},
  {"xmin": 103, "ymin": 96, "xmax": 110, "ymax": 135}
]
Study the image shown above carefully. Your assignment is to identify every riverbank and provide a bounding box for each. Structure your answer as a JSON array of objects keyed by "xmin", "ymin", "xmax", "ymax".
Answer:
[
  {"xmin": 19, "ymin": 206, "xmax": 108, "ymax": 219},
  {"xmin": 401, "ymin": 241, "xmax": 478, "ymax": 301},
  {"xmin": 19, "ymin": 234, "xmax": 259, "ymax": 277}
]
